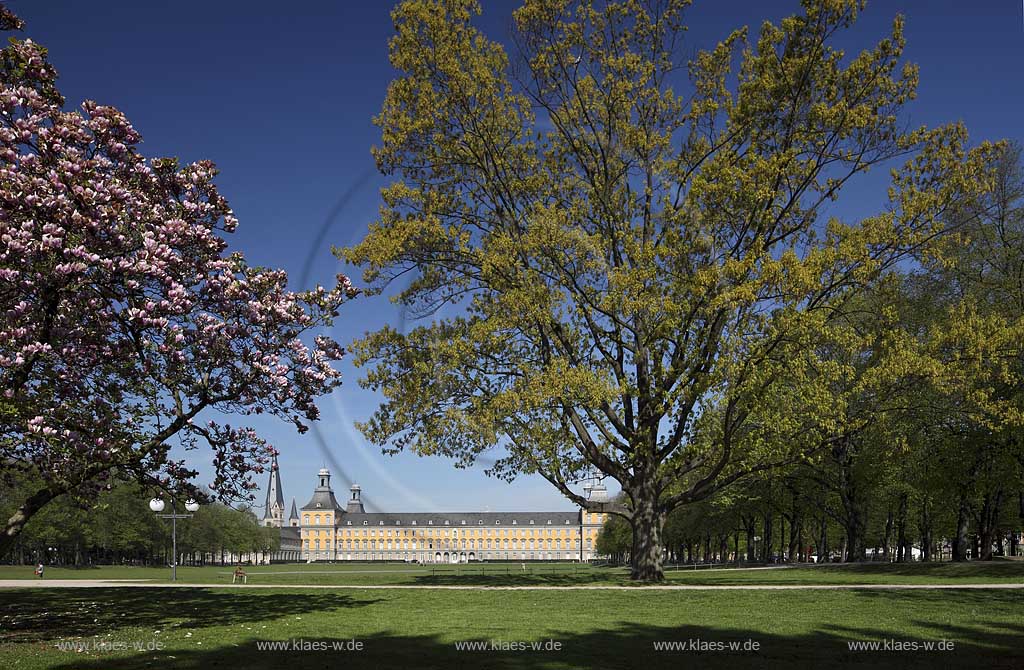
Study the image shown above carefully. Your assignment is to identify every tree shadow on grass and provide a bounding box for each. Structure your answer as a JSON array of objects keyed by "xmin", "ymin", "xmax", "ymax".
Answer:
[
  {"xmin": 36, "ymin": 617, "xmax": 1024, "ymax": 670},
  {"xmin": 7, "ymin": 587, "xmax": 1023, "ymax": 669},
  {"xmin": 2, "ymin": 590, "xmax": 1015, "ymax": 667},
  {"xmin": 0, "ymin": 588, "xmax": 381, "ymax": 644}
]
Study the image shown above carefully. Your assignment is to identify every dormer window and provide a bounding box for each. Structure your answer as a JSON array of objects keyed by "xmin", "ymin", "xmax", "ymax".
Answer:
[
  {"xmin": 512, "ymin": 520, "xmax": 517, "ymax": 525},
  {"xmin": 412, "ymin": 520, "xmax": 417, "ymax": 525},
  {"xmin": 363, "ymin": 521, "xmax": 368, "ymax": 525},
  {"xmin": 461, "ymin": 520, "xmax": 466, "ymax": 525},
  {"xmin": 428, "ymin": 520, "xmax": 433, "ymax": 525},
  {"xmin": 444, "ymin": 520, "xmax": 449, "ymax": 525}
]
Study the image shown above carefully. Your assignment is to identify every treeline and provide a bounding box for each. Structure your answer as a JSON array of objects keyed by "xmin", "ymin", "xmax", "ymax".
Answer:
[
  {"xmin": 599, "ymin": 465, "xmax": 1022, "ymax": 566},
  {"xmin": 596, "ymin": 142, "xmax": 1024, "ymax": 565},
  {"xmin": 0, "ymin": 477, "xmax": 279, "ymax": 566}
]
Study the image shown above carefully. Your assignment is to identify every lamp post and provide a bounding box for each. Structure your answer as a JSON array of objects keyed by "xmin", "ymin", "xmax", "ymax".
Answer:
[{"xmin": 149, "ymin": 497, "xmax": 200, "ymax": 581}]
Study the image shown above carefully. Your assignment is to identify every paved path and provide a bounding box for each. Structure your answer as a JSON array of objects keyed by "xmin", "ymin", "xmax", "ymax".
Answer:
[{"xmin": 2, "ymin": 579, "xmax": 1024, "ymax": 591}]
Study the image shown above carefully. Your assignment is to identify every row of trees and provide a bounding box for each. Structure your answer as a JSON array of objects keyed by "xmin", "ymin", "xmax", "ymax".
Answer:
[
  {"xmin": 0, "ymin": 476, "xmax": 279, "ymax": 566},
  {"xmin": 597, "ymin": 139, "xmax": 1024, "ymax": 564},
  {"xmin": 600, "ymin": 461, "xmax": 1022, "ymax": 566}
]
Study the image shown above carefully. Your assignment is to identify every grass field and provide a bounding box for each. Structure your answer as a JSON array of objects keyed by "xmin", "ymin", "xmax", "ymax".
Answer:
[
  {"xmin": 1, "ymin": 583, "xmax": 1022, "ymax": 669},
  {"xmin": 2, "ymin": 560, "xmax": 1024, "ymax": 586},
  {"xmin": 2, "ymin": 562, "xmax": 1023, "ymax": 668}
]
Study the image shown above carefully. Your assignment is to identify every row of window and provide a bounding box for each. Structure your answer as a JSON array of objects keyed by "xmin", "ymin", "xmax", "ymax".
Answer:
[
  {"xmin": 301, "ymin": 514, "xmax": 606, "ymax": 526},
  {"xmin": 304, "ymin": 527, "xmax": 591, "ymax": 539},
  {"xmin": 304, "ymin": 539, "xmax": 592, "ymax": 551},
  {"xmin": 302, "ymin": 551, "xmax": 585, "ymax": 561}
]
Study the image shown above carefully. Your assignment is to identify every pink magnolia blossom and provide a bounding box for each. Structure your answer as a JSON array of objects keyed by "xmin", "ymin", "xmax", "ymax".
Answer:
[{"xmin": 0, "ymin": 5, "xmax": 358, "ymax": 549}]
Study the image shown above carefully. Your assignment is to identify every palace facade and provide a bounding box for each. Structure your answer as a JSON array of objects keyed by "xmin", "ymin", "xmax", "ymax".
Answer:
[{"xmin": 287, "ymin": 467, "xmax": 607, "ymax": 563}]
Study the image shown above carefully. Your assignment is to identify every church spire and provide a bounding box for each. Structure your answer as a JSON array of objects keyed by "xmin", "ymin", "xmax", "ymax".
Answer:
[{"xmin": 262, "ymin": 453, "xmax": 285, "ymax": 525}]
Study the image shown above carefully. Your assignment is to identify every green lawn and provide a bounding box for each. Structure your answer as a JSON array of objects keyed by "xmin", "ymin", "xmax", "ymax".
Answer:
[
  {"xmin": 661, "ymin": 561, "xmax": 1024, "ymax": 585},
  {"xmin": 1, "ymin": 585, "xmax": 1022, "ymax": 669},
  {"xmin": 3, "ymin": 560, "xmax": 1024, "ymax": 586},
  {"xmin": 0, "ymin": 562, "xmax": 617, "ymax": 586}
]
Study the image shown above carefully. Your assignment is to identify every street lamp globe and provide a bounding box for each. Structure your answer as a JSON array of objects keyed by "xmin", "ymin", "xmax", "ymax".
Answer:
[
  {"xmin": 148, "ymin": 498, "xmax": 165, "ymax": 513},
  {"xmin": 184, "ymin": 499, "xmax": 200, "ymax": 513}
]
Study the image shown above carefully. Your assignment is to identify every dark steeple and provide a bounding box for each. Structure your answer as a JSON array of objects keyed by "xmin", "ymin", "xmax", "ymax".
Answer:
[{"xmin": 262, "ymin": 453, "xmax": 285, "ymax": 525}]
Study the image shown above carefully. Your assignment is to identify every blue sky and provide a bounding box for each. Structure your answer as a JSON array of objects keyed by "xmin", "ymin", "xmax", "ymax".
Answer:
[{"xmin": 14, "ymin": 1, "xmax": 1022, "ymax": 513}]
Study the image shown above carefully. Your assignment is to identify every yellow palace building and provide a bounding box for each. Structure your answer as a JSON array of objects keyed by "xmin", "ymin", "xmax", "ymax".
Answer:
[{"xmin": 296, "ymin": 468, "xmax": 607, "ymax": 563}]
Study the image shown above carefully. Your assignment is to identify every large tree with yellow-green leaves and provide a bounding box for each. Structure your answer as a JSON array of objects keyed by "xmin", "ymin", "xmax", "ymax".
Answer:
[{"xmin": 344, "ymin": 0, "xmax": 997, "ymax": 580}]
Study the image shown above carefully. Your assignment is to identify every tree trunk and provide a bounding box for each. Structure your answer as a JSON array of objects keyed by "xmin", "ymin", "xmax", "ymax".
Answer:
[
  {"xmin": 896, "ymin": 493, "xmax": 909, "ymax": 563},
  {"xmin": 629, "ymin": 495, "xmax": 664, "ymax": 581},
  {"xmin": 0, "ymin": 487, "xmax": 58, "ymax": 559},
  {"xmin": 918, "ymin": 501, "xmax": 933, "ymax": 562},
  {"xmin": 977, "ymin": 490, "xmax": 1003, "ymax": 561},
  {"xmin": 836, "ymin": 438, "xmax": 866, "ymax": 562},
  {"xmin": 844, "ymin": 507, "xmax": 866, "ymax": 562},
  {"xmin": 787, "ymin": 516, "xmax": 800, "ymax": 563},
  {"xmin": 818, "ymin": 512, "xmax": 829, "ymax": 562},
  {"xmin": 1017, "ymin": 491, "xmax": 1024, "ymax": 557},
  {"xmin": 797, "ymin": 522, "xmax": 805, "ymax": 562},
  {"xmin": 776, "ymin": 516, "xmax": 784, "ymax": 562},
  {"xmin": 978, "ymin": 497, "xmax": 992, "ymax": 561},
  {"xmin": 882, "ymin": 504, "xmax": 894, "ymax": 562},
  {"xmin": 953, "ymin": 496, "xmax": 971, "ymax": 562}
]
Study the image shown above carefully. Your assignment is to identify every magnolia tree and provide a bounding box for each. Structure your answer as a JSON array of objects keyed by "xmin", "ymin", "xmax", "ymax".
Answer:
[
  {"xmin": 345, "ymin": 0, "xmax": 997, "ymax": 580},
  {"xmin": 0, "ymin": 7, "xmax": 356, "ymax": 555}
]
